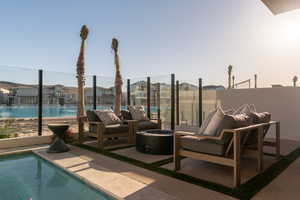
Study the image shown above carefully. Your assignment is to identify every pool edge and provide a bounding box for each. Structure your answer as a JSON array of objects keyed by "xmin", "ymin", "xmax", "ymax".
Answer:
[{"xmin": 33, "ymin": 150, "xmax": 123, "ymax": 200}]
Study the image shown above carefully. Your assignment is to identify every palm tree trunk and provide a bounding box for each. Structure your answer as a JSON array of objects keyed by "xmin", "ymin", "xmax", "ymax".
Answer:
[
  {"xmin": 112, "ymin": 38, "xmax": 123, "ymax": 116},
  {"xmin": 76, "ymin": 25, "xmax": 89, "ymax": 143}
]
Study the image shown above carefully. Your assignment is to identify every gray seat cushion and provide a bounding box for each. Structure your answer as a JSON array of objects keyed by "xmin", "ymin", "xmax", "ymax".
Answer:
[
  {"xmin": 180, "ymin": 114, "xmax": 252, "ymax": 156},
  {"xmin": 89, "ymin": 123, "xmax": 129, "ymax": 134},
  {"xmin": 181, "ymin": 135, "xmax": 226, "ymax": 156},
  {"xmin": 105, "ymin": 124, "xmax": 129, "ymax": 134},
  {"xmin": 138, "ymin": 121, "xmax": 159, "ymax": 130}
]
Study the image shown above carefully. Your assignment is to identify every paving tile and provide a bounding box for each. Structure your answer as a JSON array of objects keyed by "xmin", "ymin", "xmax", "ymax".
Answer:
[
  {"xmin": 162, "ymin": 155, "xmax": 277, "ymax": 188},
  {"xmin": 264, "ymin": 138, "xmax": 300, "ymax": 156},
  {"xmin": 253, "ymin": 158, "xmax": 300, "ymax": 200},
  {"xmin": 35, "ymin": 146, "xmax": 236, "ymax": 200},
  {"xmin": 112, "ymin": 147, "xmax": 171, "ymax": 164}
]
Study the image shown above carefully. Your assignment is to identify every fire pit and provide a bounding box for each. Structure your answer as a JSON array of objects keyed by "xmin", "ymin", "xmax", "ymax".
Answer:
[{"xmin": 136, "ymin": 129, "xmax": 173, "ymax": 155}]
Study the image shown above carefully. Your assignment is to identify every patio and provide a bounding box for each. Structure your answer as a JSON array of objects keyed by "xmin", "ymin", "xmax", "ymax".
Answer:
[
  {"xmin": 1, "ymin": 1, "xmax": 300, "ymax": 199},
  {"xmin": 1, "ymin": 138, "xmax": 299, "ymax": 200}
]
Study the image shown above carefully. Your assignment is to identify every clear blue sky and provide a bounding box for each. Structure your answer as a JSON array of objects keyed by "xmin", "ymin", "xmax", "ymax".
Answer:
[{"xmin": 1, "ymin": 0, "xmax": 300, "ymax": 87}]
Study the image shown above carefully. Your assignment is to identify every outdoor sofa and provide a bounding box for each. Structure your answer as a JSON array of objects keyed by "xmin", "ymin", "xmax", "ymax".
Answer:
[
  {"xmin": 174, "ymin": 107, "xmax": 280, "ymax": 187},
  {"xmin": 86, "ymin": 110, "xmax": 137, "ymax": 148}
]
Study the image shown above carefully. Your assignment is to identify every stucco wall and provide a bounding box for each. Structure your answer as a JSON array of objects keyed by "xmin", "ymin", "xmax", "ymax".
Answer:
[{"xmin": 217, "ymin": 87, "xmax": 300, "ymax": 141}]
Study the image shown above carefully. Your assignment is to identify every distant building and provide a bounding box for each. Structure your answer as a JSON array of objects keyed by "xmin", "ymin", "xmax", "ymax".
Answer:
[
  {"xmin": 0, "ymin": 88, "xmax": 10, "ymax": 104},
  {"xmin": 11, "ymin": 85, "xmax": 66, "ymax": 105},
  {"xmin": 85, "ymin": 87, "xmax": 115, "ymax": 105}
]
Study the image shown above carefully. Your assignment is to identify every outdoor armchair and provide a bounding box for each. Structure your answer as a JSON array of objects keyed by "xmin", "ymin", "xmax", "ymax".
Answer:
[
  {"xmin": 174, "ymin": 121, "xmax": 280, "ymax": 187},
  {"xmin": 86, "ymin": 110, "xmax": 137, "ymax": 149},
  {"xmin": 121, "ymin": 109, "xmax": 162, "ymax": 130}
]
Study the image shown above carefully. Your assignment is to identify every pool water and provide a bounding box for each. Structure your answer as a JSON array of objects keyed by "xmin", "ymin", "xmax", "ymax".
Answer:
[
  {"xmin": 0, "ymin": 153, "xmax": 115, "ymax": 200},
  {"xmin": 0, "ymin": 105, "xmax": 160, "ymax": 118}
]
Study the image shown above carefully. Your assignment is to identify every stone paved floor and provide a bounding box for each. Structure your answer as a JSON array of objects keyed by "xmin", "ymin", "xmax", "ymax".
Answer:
[
  {"xmin": 35, "ymin": 146, "xmax": 236, "ymax": 200},
  {"xmin": 1, "ymin": 137, "xmax": 299, "ymax": 199},
  {"xmin": 253, "ymin": 158, "xmax": 300, "ymax": 200},
  {"xmin": 162, "ymin": 139, "xmax": 300, "ymax": 188},
  {"xmin": 112, "ymin": 147, "xmax": 172, "ymax": 164}
]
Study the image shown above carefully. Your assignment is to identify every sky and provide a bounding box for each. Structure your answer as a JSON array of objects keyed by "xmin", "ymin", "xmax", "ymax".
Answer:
[{"xmin": 0, "ymin": 0, "xmax": 300, "ymax": 87}]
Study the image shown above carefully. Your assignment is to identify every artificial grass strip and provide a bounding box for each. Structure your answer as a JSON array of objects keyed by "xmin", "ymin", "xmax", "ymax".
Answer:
[
  {"xmin": 105, "ymin": 144, "xmax": 136, "ymax": 152},
  {"xmin": 75, "ymin": 143, "xmax": 236, "ymax": 197},
  {"xmin": 151, "ymin": 157, "xmax": 173, "ymax": 167},
  {"xmin": 74, "ymin": 143, "xmax": 300, "ymax": 200}
]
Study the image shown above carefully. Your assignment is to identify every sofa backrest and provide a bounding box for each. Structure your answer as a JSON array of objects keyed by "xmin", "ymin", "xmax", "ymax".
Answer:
[
  {"xmin": 121, "ymin": 110, "xmax": 133, "ymax": 120},
  {"xmin": 86, "ymin": 110, "xmax": 101, "ymax": 122}
]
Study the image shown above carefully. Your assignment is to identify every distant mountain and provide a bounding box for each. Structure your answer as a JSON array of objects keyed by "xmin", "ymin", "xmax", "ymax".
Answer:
[
  {"xmin": 0, "ymin": 80, "xmax": 225, "ymax": 93},
  {"xmin": 0, "ymin": 81, "xmax": 36, "ymax": 89},
  {"xmin": 203, "ymin": 85, "xmax": 225, "ymax": 90},
  {"xmin": 129, "ymin": 81, "xmax": 225, "ymax": 91}
]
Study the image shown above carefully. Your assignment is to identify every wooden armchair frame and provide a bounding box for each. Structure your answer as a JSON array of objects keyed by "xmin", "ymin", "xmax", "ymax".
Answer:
[
  {"xmin": 88, "ymin": 120, "xmax": 138, "ymax": 149},
  {"xmin": 174, "ymin": 121, "xmax": 280, "ymax": 187}
]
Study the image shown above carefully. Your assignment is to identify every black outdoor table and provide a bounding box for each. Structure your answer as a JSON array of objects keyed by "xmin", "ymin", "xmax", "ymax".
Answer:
[
  {"xmin": 136, "ymin": 129, "xmax": 173, "ymax": 155},
  {"xmin": 47, "ymin": 124, "xmax": 70, "ymax": 153}
]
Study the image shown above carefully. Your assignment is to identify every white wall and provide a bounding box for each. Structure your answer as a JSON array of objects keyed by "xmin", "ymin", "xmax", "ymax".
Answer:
[{"xmin": 217, "ymin": 87, "xmax": 300, "ymax": 141}]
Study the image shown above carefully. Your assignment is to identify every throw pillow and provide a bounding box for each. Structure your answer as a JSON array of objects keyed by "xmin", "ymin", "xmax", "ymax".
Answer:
[
  {"xmin": 201, "ymin": 107, "xmax": 228, "ymax": 136},
  {"xmin": 128, "ymin": 106, "xmax": 148, "ymax": 121},
  {"xmin": 94, "ymin": 110, "xmax": 121, "ymax": 125}
]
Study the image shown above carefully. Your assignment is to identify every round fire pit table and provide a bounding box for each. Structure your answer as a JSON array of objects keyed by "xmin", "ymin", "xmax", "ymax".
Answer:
[
  {"xmin": 47, "ymin": 124, "xmax": 70, "ymax": 153},
  {"xmin": 136, "ymin": 129, "xmax": 173, "ymax": 155}
]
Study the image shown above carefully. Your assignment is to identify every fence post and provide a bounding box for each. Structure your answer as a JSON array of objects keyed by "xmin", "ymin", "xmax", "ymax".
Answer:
[
  {"xmin": 171, "ymin": 74, "xmax": 175, "ymax": 131},
  {"xmin": 38, "ymin": 69, "xmax": 43, "ymax": 136},
  {"xmin": 93, "ymin": 75, "xmax": 97, "ymax": 110},
  {"xmin": 127, "ymin": 79, "xmax": 131, "ymax": 106},
  {"xmin": 176, "ymin": 80, "xmax": 179, "ymax": 126},
  {"xmin": 147, "ymin": 77, "xmax": 151, "ymax": 118},
  {"xmin": 157, "ymin": 83, "xmax": 161, "ymax": 120},
  {"xmin": 199, "ymin": 78, "xmax": 203, "ymax": 127}
]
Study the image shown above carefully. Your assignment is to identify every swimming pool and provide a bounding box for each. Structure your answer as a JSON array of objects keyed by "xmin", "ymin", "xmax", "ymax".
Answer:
[
  {"xmin": 0, "ymin": 105, "xmax": 161, "ymax": 118},
  {"xmin": 0, "ymin": 153, "xmax": 115, "ymax": 200}
]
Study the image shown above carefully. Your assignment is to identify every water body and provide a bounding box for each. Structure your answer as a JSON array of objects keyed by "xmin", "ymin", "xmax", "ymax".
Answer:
[
  {"xmin": 0, "ymin": 105, "xmax": 113, "ymax": 118},
  {"xmin": 0, "ymin": 105, "xmax": 161, "ymax": 118},
  {"xmin": 0, "ymin": 153, "xmax": 114, "ymax": 200}
]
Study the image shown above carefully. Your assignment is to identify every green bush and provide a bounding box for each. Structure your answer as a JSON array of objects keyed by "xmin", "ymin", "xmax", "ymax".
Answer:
[{"xmin": 0, "ymin": 119, "xmax": 17, "ymax": 139}]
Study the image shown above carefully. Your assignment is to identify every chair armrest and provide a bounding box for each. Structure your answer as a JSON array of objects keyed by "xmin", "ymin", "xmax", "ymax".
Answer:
[
  {"xmin": 123, "ymin": 120, "xmax": 138, "ymax": 124},
  {"xmin": 175, "ymin": 131, "xmax": 222, "ymax": 141},
  {"xmin": 175, "ymin": 131, "xmax": 197, "ymax": 136},
  {"xmin": 230, "ymin": 121, "xmax": 277, "ymax": 133}
]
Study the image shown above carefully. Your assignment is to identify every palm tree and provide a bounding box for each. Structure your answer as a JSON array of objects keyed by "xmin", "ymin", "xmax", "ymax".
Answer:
[
  {"xmin": 112, "ymin": 38, "xmax": 123, "ymax": 116},
  {"xmin": 232, "ymin": 75, "xmax": 235, "ymax": 89},
  {"xmin": 76, "ymin": 25, "xmax": 89, "ymax": 143},
  {"xmin": 228, "ymin": 65, "xmax": 233, "ymax": 89},
  {"xmin": 293, "ymin": 76, "xmax": 298, "ymax": 87},
  {"xmin": 254, "ymin": 74, "xmax": 257, "ymax": 88}
]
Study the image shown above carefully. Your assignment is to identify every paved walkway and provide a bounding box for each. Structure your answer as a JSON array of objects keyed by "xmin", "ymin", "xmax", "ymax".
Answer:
[
  {"xmin": 253, "ymin": 158, "xmax": 300, "ymax": 200},
  {"xmin": 35, "ymin": 146, "xmax": 235, "ymax": 200}
]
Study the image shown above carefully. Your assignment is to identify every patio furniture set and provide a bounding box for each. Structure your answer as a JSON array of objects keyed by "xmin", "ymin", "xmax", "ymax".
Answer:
[{"xmin": 73, "ymin": 104, "xmax": 280, "ymax": 187}]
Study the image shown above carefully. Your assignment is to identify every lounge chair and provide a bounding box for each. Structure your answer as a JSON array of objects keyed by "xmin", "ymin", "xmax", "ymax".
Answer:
[
  {"xmin": 121, "ymin": 109, "xmax": 161, "ymax": 142},
  {"xmin": 174, "ymin": 111, "xmax": 280, "ymax": 187},
  {"xmin": 86, "ymin": 110, "xmax": 137, "ymax": 148}
]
